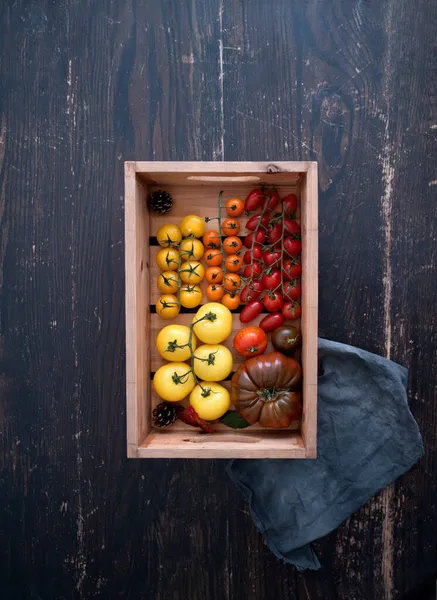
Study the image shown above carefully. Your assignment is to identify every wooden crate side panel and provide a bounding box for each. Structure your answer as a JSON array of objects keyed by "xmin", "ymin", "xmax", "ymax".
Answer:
[
  {"xmin": 125, "ymin": 163, "xmax": 150, "ymax": 456},
  {"xmin": 300, "ymin": 163, "xmax": 318, "ymax": 458}
]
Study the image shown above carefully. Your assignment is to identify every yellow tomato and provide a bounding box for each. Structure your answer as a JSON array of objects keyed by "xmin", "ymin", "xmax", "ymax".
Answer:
[
  {"xmin": 180, "ymin": 285, "xmax": 203, "ymax": 309},
  {"xmin": 156, "ymin": 324, "xmax": 196, "ymax": 362},
  {"xmin": 193, "ymin": 344, "xmax": 233, "ymax": 381},
  {"xmin": 180, "ymin": 238, "xmax": 204, "ymax": 261},
  {"xmin": 189, "ymin": 382, "xmax": 230, "ymax": 420},
  {"xmin": 179, "ymin": 260, "xmax": 204, "ymax": 285},
  {"xmin": 153, "ymin": 363, "xmax": 195, "ymax": 402},
  {"xmin": 157, "ymin": 271, "xmax": 179, "ymax": 294},
  {"xmin": 180, "ymin": 215, "xmax": 205, "ymax": 238},
  {"xmin": 156, "ymin": 247, "xmax": 179, "ymax": 271},
  {"xmin": 156, "ymin": 294, "xmax": 180, "ymax": 319},
  {"xmin": 156, "ymin": 224, "xmax": 182, "ymax": 247},
  {"xmin": 192, "ymin": 302, "xmax": 232, "ymax": 344}
]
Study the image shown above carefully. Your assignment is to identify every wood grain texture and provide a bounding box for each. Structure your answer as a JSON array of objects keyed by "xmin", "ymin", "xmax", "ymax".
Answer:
[{"xmin": 0, "ymin": 0, "xmax": 436, "ymax": 599}]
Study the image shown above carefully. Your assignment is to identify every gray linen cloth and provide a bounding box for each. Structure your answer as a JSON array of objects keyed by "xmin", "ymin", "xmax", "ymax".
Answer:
[{"xmin": 226, "ymin": 338, "xmax": 424, "ymax": 570}]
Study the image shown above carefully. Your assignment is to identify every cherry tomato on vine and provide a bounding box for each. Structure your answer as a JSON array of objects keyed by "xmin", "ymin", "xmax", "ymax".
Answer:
[
  {"xmin": 244, "ymin": 189, "xmax": 265, "ymax": 213},
  {"xmin": 259, "ymin": 312, "xmax": 285, "ymax": 332},
  {"xmin": 225, "ymin": 254, "xmax": 243, "ymax": 273},
  {"xmin": 243, "ymin": 247, "xmax": 263, "ymax": 264},
  {"xmin": 263, "ymin": 188, "xmax": 280, "ymax": 210},
  {"xmin": 263, "ymin": 291, "xmax": 284, "ymax": 313},
  {"xmin": 283, "ymin": 257, "xmax": 302, "ymax": 280},
  {"xmin": 246, "ymin": 213, "xmax": 270, "ymax": 231},
  {"xmin": 240, "ymin": 281, "xmax": 264, "ymax": 304},
  {"xmin": 283, "ymin": 280, "xmax": 302, "ymax": 301},
  {"xmin": 226, "ymin": 198, "xmax": 244, "ymax": 217},
  {"xmin": 263, "ymin": 249, "xmax": 281, "ymax": 267},
  {"xmin": 203, "ymin": 230, "xmax": 221, "ymax": 249},
  {"xmin": 268, "ymin": 222, "xmax": 283, "ymax": 246},
  {"xmin": 283, "ymin": 193, "xmax": 297, "ymax": 217},
  {"xmin": 206, "ymin": 283, "xmax": 225, "ymax": 301},
  {"xmin": 222, "ymin": 292, "xmax": 241, "ymax": 310},
  {"xmin": 224, "ymin": 272, "xmax": 241, "ymax": 292},
  {"xmin": 240, "ymin": 300, "xmax": 263, "ymax": 323},
  {"xmin": 243, "ymin": 263, "xmax": 263, "ymax": 279},
  {"xmin": 223, "ymin": 235, "xmax": 243, "ymax": 254},
  {"xmin": 243, "ymin": 230, "xmax": 266, "ymax": 248},
  {"xmin": 205, "ymin": 266, "xmax": 224, "ymax": 284},
  {"xmin": 284, "ymin": 236, "xmax": 302, "ymax": 256},
  {"xmin": 282, "ymin": 301, "xmax": 302, "ymax": 320},
  {"xmin": 262, "ymin": 269, "xmax": 281, "ymax": 290},
  {"xmin": 204, "ymin": 248, "xmax": 223, "ymax": 266},
  {"xmin": 233, "ymin": 326, "xmax": 268, "ymax": 357},
  {"xmin": 284, "ymin": 217, "xmax": 301, "ymax": 237},
  {"xmin": 222, "ymin": 218, "xmax": 240, "ymax": 236}
]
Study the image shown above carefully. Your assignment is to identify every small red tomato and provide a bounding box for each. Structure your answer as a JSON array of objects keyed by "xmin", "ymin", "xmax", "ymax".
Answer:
[
  {"xmin": 263, "ymin": 291, "xmax": 284, "ymax": 313},
  {"xmin": 282, "ymin": 301, "xmax": 302, "ymax": 320},
  {"xmin": 283, "ymin": 193, "xmax": 297, "ymax": 217},
  {"xmin": 284, "ymin": 236, "xmax": 302, "ymax": 256},
  {"xmin": 243, "ymin": 262, "xmax": 263, "ymax": 278},
  {"xmin": 262, "ymin": 269, "xmax": 281, "ymax": 290},
  {"xmin": 283, "ymin": 257, "xmax": 302, "ymax": 280},
  {"xmin": 284, "ymin": 217, "xmax": 301, "ymax": 237},
  {"xmin": 244, "ymin": 230, "xmax": 266, "ymax": 248},
  {"xmin": 240, "ymin": 281, "xmax": 264, "ymax": 304},
  {"xmin": 240, "ymin": 300, "xmax": 263, "ymax": 323},
  {"xmin": 243, "ymin": 246, "xmax": 263, "ymax": 264},
  {"xmin": 233, "ymin": 326, "xmax": 268, "ymax": 357},
  {"xmin": 244, "ymin": 189, "xmax": 265, "ymax": 213},
  {"xmin": 263, "ymin": 249, "xmax": 281, "ymax": 267},
  {"xmin": 268, "ymin": 222, "xmax": 283, "ymax": 246},
  {"xmin": 262, "ymin": 188, "xmax": 280, "ymax": 210},
  {"xmin": 284, "ymin": 280, "xmax": 301, "ymax": 301},
  {"xmin": 259, "ymin": 312, "xmax": 285, "ymax": 332},
  {"xmin": 246, "ymin": 213, "xmax": 270, "ymax": 231}
]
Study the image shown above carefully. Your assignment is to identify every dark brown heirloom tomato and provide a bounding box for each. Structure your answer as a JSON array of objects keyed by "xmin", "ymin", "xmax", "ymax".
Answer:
[
  {"xmin": 231, "ymin": 352, "xmax": 302, "ymax": 428},
  {"xmin": 271, "ymin": 325, "xmax": 302, "ymax": 356}
]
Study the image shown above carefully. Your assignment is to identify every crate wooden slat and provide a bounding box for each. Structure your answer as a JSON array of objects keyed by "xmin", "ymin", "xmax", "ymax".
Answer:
[{"xmin": 125, "ymin": 161, "xmax": 318, "ymax": 459}]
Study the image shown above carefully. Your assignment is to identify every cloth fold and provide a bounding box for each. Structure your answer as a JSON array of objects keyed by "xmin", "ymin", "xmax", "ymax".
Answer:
[{"xmin": 226, "ymin": 338, "xmax": 424, "ymax": 570}]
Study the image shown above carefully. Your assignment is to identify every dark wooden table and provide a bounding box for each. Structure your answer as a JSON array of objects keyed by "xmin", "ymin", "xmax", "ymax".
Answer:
[{"xmin": 1, "ymin": 1, "xmax": 436, "ymax": 598}]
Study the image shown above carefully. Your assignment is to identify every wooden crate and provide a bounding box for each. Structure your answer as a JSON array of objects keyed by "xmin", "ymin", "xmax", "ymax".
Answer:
[{"xmin": 125, "ymin": 162, "xmax": 318, "ymax": 459}]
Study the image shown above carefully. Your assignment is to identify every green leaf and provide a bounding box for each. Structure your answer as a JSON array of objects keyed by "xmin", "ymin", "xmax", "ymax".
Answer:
[{"xmin": 220, "ymin": 411, "xmax": 251, "ymax": 429}]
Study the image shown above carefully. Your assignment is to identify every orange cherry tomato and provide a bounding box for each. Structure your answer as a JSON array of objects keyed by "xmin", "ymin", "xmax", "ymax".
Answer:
[
  {"xmin": 205, "ymin": 266, "xmax": 224, "ymax": 284},
  {"xmin": 224, "ymin": 273, "xmax": 241, "ymax": 292},
  {"xmin": 221, "ymin": 218, "xmax": 240, "ymax": 236},
  {"xmin": 206, "ymin": 283, "xmax": 225, "ymax": 301},
  {"xmin": 225, "ymin": 254, "xmax": 243, "ymax": 273},
  {"xmin": 226, "ymin": 198, "xmax": 244, "ymax": 217},
  {"xmin": 203, "ymin": 230, "xmax": 221, "ymax": 249},
  {"xmin": 223, "ymin": 236, "xmax": 242, "ymax": 255},
  {"xmin": 204, "ymin": 248, "xmax": 223, "ymax": 266},
  {"xmin": 222, "ymin": 293, "xmax": 241, "ymax": 310}
]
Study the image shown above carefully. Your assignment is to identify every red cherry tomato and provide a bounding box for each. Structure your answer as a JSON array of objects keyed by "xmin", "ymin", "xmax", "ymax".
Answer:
[
  {"xmin": 263, "ymin": 249, "xmax": 281, "ymax": 267},
  {"xmin": 284, "ymin": 236, "xmax": 302, "ymax": 256},
  {"xmin": 268, "ymin": 222, "xmax": 283, "ymax": 246},
  {"xmin": 246, "ymin": 213, "xmax": 270, "ymax": 231},
  {"xmin": 233, "ymin": 326, "xmax": 268, "ymax": 357},
  {"xmin": 263, "ymin": 188, "xmax": 280, "ymax": 210},
  {"xmin": 262, "ymin": 269, "xmax": 281, "ymax": 290},
  {"xmin": 263, "ymin": 291, "xmax": 284, "ymax": 313},
  {"xmin": 282, "ymin": 301, "xmax": 302, "ymax": 320},
  {"xmin": 243, "ymin": 246, "xmax": 263, "ymax": 264},
  {"xmin": 244, "ymin": 230, "xmax": 266, "ymax": 248},
  {"xmin": 244, "ymin": 189, "xmax": 265, "ymax": 213},
  {"xmin": 283, "ymin": 257, "xmax": 302, "ymax": 280},
  {"xmin": 283, "ymin": 193, "xmax": 297, "ymax": 217},
  {"xmin": 284, "ymin": 217, "xmax": 301, "ymax": 237},
  {"xmin": 243, "ymin": 263, "xmax": 263, "ymax": 278},
  {"xmin": 240, "ymin": 281, "xmax": 264, "ymax": 304},
  {"xmin": 240, "ymin": 300, "xmax": 263, "ymax": 323},
  {"xmin": 283, "ymin": 280, "xmax": 302, "ymax": 301},
  {"xmin": 259, "ymin": 312, "xmax": 285, "ymax": 332}
]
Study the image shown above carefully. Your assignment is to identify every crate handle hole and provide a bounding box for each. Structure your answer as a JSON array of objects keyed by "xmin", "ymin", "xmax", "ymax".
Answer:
[{"xmin": 186, "ymin": 175, "xmax": 260, "ymax": 183}]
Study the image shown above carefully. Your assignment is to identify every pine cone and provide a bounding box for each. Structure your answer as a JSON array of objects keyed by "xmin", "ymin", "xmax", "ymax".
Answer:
[
  {"xmin": 152, "ymin": 402, "xmax": 178, "ymax": 428},
  {"xmin": 148, "ymin": 190, "xmax": 173, "ymax": 215}
]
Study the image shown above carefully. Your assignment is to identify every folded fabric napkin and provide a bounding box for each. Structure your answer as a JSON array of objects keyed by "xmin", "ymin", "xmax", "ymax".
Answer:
[{"xmin": 226, "ymin": 338, "xmax": 424, "ymax": 570}]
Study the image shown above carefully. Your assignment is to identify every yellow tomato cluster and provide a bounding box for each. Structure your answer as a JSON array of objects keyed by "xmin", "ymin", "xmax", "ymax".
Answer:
[
  {"xmin": 155, "ymin": 217, "xmax": 207, "ymax": 318},
  {"xmin": 153, "ymin": 303, "xmax": 233, "ymax": 420}
]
